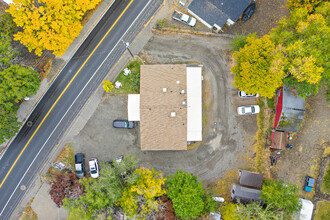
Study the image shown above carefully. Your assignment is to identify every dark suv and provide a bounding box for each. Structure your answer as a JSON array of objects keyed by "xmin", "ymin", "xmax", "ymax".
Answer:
[
  {"xmin": 113, "ymin": 120, "xmax": 135, "ymax": 129},
  {"xmin": 75, "ymin": 153, "xmax": 85, "ymax": 178}
]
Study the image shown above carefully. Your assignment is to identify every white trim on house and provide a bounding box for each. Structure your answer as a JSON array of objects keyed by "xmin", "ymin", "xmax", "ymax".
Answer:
[
  {"xmin": 128, "ymin": 94, "xmax": 140, "ymax": 121},
  {"xmin": 186, "ymin": 66, "xmax": 202, "ymax": 141}
]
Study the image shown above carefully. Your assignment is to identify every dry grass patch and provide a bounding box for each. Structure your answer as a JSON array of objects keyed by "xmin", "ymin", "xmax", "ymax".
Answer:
[
  {"xmin": 19, "ymin": 198, "xmax": 37, "ymax": 220},
  {"xmin": 38, "ymin": 57, "xmax": 53, "ymax": 81},
  {"xmin": 321, "ymin": 161, "xmax": 330, "ymax": 194},
  {"xmin": 254, "ymin": 98, "xmax": 272, "ymax": 177},
  {"xmin": 314, "ymin": 200, "xmax": 330, "ymax": 220},
  {"xmin": 45, "ymin": 143, "xmax": 74, "ymax": 181},
  {"xmin": 19, "ymin": 206, "xmax": 37, "ymax": 220},
  {"xmin": 216, "ymin": 169, "xmax": 239, "ymax": 201}
]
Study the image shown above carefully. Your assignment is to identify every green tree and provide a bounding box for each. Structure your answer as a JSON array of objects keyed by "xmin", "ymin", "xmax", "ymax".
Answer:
[
  {"xmin": 64, "ymin": 154, "xmax": 138, "ymax": 219},
  {"xmin": 260, "ymin": 179, "xmax": 301, "ymax": 213},
  {"xmin": 0, "ymin": 12, "xmax": 17, "ymax": 37},
  {"xmin": 270, "ymin": 3, "xmax": 329, "ymax": 98},
  {"xmin": 0, "ymin": 36, "xmax": 17, "ymax": 70},
  {"xmin": 220, "ymin": 202, "xmax": 239, "ymax": 220},
  {"xmin": 7, "ymin": 0, "xmax": 102, "ymax": 56},
  {"xmin": 117, "ymin": 168, "xmax": 166, "ymax": 219},
  {"xmin": 166, "ymin": 170, "xmax": 208, "ymax": 220},
  {"xmin": 230, "ymin": 33, "xmax": 256, "ymax": 52},
  {"xmin": 231, "ymin": 35, "xmax": 284, "ymax": 98},
  {"xmin": 0, "ymin": 104, "xmax": 20, "ymax": 144},
  {"xmin": 234, "ymin": 202, "xmax": 282, "ymax": 220},
  {"xmin": 0, "ymin": 36, "xmax": 40, "ymax": 144},
  {"xmin": 0, "ymin": 65, "xmax": 40, "ymax": 103},
  {"xmin": 283, "ymin": 76, "xmax": 320, "ymax": 99}
]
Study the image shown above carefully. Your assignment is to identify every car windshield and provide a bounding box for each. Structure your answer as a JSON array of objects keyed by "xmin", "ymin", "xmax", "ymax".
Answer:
[
  {"xmin": 187, "ymin": 17, "xmax": 191, "ymax": 23},
  {"xmin": 251, "ymin": 106, "xmax": 255, "ymax": 112},
  {"xmin": 91, "ymin": 170, "xmax": 97, "ymax": 174},
  {"xmin": 241, "ymin": 108, "xmax": 245, "ymax": 113}
]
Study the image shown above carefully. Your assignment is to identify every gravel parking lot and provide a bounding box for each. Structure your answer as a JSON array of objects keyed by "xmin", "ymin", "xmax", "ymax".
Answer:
[{"xmin": 70, "ymin": 33, "xmax": 259, "ymax": 185}]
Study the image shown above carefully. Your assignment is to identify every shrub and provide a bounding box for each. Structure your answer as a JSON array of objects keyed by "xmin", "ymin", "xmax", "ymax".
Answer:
[
  {"xmin": 166, "ymin": 170, "xmax": 211, "ymax": 220},
  {"xmin": 260, "ymin": 179, "xmax": 301, "ymax": 213},
  {"xmin": 155, "ymin": 19, "xmax": 169, "ymax": 30}
]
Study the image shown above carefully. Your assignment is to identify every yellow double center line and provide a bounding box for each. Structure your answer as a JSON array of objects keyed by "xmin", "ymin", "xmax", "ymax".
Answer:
[{"xmin": 0, "ymin": 0, "xmax": 134, "ymax": 188}]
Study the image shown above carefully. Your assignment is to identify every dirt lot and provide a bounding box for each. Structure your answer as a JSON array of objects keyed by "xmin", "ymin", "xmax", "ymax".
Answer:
[
  {"xmin": 274, "ymin": 87, "xmax": 330, "ymax": 200},
  {"xmin": 223, "ymin": 0, "xmax": 290, "ymax": 36},
  {"xmin": 71, "ymin": 33, "xmax": 258, "ymax": 186}
]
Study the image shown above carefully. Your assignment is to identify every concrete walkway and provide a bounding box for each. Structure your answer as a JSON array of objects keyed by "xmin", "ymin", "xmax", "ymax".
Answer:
[{"xmin": 31, "ymin": 183, "xmax": 67, "ymax": 220}]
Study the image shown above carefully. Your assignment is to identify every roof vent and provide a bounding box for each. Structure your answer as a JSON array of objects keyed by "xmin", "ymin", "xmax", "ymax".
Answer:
[
  {"xmin": 176, "ymin": 81, "xmax": 180, "ymax": 84},
  {"xmin": 180, "ymin": 89, "xmax": 185, "ymax": 94},
  {"xmin": 163, "ymin": 88, "xmax": 167, "ymax": 92},
  {"xmin": 171, "ymin": 112, "xmax": 176, "ymax": 117},
  {"xmin": 182, "ymin": 101, "xmax": 186, "ymax": 105}
]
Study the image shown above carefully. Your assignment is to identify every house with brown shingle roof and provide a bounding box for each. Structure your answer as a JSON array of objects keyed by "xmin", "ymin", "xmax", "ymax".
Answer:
[{"xmin": 127, "ymin": 64, "xmax": 203, "ymax": 150}]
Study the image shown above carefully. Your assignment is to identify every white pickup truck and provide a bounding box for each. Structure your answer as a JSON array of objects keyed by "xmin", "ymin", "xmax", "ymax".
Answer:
[{"xmin": 172, "ymin": 11, "xmax": 197, "ymax": 27}]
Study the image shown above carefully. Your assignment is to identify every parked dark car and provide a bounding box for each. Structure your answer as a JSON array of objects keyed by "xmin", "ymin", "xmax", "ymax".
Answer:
[
  {"xmin": 74, "ymin": 153, "xmax": 85, "ymax": 178},
  {"xmin": 113, "ymin": 120, "xmax": 135, "ymax": 128},
  {"xmin": 242, "ymin": 3, "xmax": 256, "ymax": 22}
]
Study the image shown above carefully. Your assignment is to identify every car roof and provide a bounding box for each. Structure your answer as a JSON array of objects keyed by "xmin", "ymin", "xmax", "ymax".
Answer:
[
  {"xmin": 244, "ymin": 106, "xmax": 253, "ymax": 113},
  {"xmin": 89, "ymin": 159, "xmax": 97, "ymax": 166},
  {"xmin": 75, "ymin": 153, "xmax": 83, "ymax": 162}
]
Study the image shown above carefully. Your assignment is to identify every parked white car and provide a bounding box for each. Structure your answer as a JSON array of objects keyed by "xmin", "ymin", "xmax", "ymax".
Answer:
[
  {"xmin": 238, "ymin": 90, "xmax": 259, "ymax": 98},
  {"xmin": 237, "ymin": 105, "xmax": 260, "ymax": 115},
  {"xmin": 172, "ymin": 11, "xmax": 197, "ymax": 27},
  {"xmin": 89, "ymin": 158, "xmax": 99, "ymax": 178}
]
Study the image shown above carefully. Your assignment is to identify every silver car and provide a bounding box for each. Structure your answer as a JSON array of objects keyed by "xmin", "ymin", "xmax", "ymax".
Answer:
[{"xmin": 237, "ymin": 105, "xmax": 260, "ymax": 115}]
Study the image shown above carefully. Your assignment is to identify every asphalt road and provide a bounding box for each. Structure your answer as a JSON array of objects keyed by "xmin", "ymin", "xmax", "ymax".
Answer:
[{"xmin": 0, "ymin": 0, "xmax": 161, "ymax": 218}]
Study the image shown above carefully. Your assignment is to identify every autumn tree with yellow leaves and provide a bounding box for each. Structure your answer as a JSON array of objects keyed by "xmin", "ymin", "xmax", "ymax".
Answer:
[
  {"xmin": 231, "ymin": 35, "xmax": 284, "ymax": 98},
  {"xmin": 118, "ymin": 168, "xmax": 166, "ymax": 219},
  {"xmin": 270, "ymin": 2, "xmax": 329, "ymax": 98},
  {"xmin": 231, "ymin": 2, "xmax": 329, "ymax": 99},
  {"xmin": 7, "ymin": 0, "xmax": 101, "ymax": 57}
]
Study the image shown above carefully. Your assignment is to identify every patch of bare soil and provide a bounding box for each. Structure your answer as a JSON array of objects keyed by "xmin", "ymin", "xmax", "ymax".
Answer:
[
  {"xmin": 274, "ymin": 87, "xmax": 330, "ymax": 200},
  {"xmin": 223, "ymin": 0, "xmax": 290, "ymax": 36}
]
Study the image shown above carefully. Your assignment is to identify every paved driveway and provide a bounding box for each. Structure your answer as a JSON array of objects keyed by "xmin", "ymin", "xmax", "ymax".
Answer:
[{"xmin": 73, "ymin": 34, "xmax": 258, "ymax": 184}]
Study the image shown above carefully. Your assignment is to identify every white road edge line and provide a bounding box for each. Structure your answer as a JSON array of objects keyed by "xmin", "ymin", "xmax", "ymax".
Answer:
[{"xmin": 0, "ymin": 0, "xmax": 152, "ymax": 217}]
